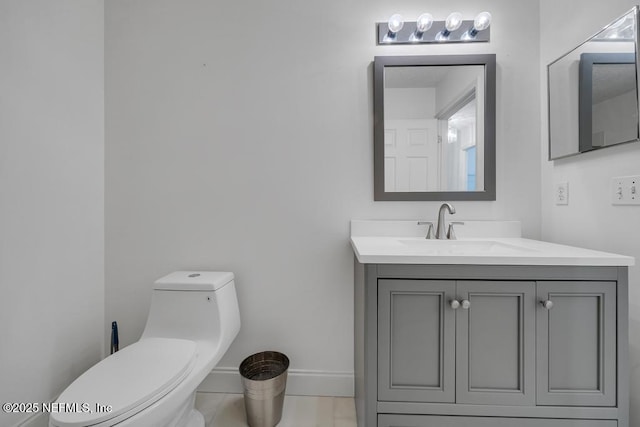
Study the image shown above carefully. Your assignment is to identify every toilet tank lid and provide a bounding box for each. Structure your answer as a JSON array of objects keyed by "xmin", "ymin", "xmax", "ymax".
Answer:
[{"xmin": 154, "ymin": 271, "xmax": 234, "ymax": 291}]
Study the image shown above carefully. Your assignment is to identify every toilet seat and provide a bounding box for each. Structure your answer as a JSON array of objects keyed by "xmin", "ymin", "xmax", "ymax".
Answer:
[{"xmin": 50, "ymin": 338, "xmax": 196, "ymax": 427}]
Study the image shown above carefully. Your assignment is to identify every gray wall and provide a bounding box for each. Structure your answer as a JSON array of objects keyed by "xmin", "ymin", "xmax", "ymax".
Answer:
[
  {"xmin": 105, "ymin": 0, "xmax": 541, "ymax": 394},
  {"xmin": 539, "ymin": 0, "xmax": 640, "ymax": 423},
  {"xmin": 0, "ymin": 1, "xmax": 105, "ymax": 426}
]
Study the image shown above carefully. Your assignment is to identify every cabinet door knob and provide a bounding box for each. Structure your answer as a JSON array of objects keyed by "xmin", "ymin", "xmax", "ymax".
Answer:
[
  {"xmin": 461, "ymin": 299, "xmax": 471, "ymax": 310},
  {"xmin": 541, "ymin": 300, "xmax": 554, "ymax": 310},
  {"xmin": 450, "ymin": 300, "xmax": 460, "ymax": 309}
]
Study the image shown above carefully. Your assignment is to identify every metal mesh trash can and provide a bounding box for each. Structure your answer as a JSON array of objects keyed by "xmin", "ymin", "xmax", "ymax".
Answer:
[{"xmin": 239, "ymin": 351, "xmax": 290, "ymax": 427}]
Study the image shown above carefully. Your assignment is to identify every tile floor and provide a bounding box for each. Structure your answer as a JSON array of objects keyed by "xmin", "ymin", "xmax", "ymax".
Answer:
[{"xmin": 195, "ymin": 392, "xmax": 357, "ymax": 427}]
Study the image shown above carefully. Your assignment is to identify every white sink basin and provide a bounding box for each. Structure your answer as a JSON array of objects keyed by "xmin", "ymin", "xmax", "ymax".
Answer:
[
  {"xmin": 398, "ymin": 239, "xmax": 537, "ymax": 255},
  {"xmin": 349, "ymin": 220, "xmax": 635, "ymax": 265}
]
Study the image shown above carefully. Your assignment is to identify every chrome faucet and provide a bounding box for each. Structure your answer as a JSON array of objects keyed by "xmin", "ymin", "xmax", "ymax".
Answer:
[
  {"xmin": 436, "ymin": 203, "xmax": 456, "ymax": 239},
  {"xmin": 417, "ymin": 221, "xmax": 434, "ymax": 239}
]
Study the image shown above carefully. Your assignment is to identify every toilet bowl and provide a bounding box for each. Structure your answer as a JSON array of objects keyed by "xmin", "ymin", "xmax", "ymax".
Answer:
[{"xmin": 49, "ymin": 271, "xmax": 241, "ymax": 427}]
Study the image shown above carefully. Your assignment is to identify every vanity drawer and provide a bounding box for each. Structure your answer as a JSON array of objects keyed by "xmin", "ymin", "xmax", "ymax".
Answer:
[{"xmin": 377, "ymin": 414, "xmax": 616, "ymax": 427}]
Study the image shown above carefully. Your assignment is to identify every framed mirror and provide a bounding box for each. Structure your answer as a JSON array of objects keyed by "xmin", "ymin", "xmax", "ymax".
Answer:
[
  {"xmin": 548, "ymin": 7, "xmax": 639, "ymax": 160},
  {"xmin": 373, "ymin": 54, "xmax": 496, "ymax": 201}
]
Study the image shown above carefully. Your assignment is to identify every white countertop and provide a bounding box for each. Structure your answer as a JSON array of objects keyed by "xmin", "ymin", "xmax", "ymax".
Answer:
[{"xmin": 350, "ymin": 220, "xmax": 635, "ymax": 266}]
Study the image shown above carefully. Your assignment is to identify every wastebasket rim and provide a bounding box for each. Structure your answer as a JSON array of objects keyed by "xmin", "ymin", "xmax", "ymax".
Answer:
[{"xmin": 239, "ymin": 350, "xmax": 290, "ymax": 379}]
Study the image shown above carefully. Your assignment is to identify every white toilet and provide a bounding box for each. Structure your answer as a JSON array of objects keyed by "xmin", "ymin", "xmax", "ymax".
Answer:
[{"xmin": 49, "ymin": 271, "xmax": 241, "ymax": 427}]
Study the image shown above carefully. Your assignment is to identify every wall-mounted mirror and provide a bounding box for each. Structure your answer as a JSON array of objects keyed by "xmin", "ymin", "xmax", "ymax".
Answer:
[
  {"xmin": 374, "ymin": 54, "xmax": 496, "ymax": 201},
  {"xmin": 548, "ymin": 7, "xmax": 639, "ymax": 160}
]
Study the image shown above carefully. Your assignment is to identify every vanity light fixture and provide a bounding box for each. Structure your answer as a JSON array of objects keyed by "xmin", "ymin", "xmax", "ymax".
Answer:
[
  {"xmin": 436, "ymin": 12, "xmax": 464, "ymax": 41},
  {"xmin": 384, "ymin": 14, "xmax": 404, "ymax": 41},
  {"xmin": 595, "ymin": 13, "xmax": 635, "ymax": 40},
  {"xmin": 411, "ymin": 13, "xmax": 434, "ymax": 41},
  {"xmin": 462, "ymin": 12, "xmax": 492, "ymax": 40},
  {"xmin": 377, "ymin": 12, "xmax": 491, "ymax": 44}
]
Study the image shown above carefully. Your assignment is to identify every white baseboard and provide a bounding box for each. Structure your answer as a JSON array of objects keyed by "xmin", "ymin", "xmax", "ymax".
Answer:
[
  {"xmin": 10, "ymin": 370, "xmax": 353, "ymax": 427},
  {"xmin": 197, "ymin": 367, "xmax": 354, "ymax": 397}
]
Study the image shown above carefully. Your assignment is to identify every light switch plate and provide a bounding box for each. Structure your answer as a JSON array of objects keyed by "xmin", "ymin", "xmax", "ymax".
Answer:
[
  {"xmin": 555, "ymin": 182, "xmax": 569, "ymax": 205},
  {"xmin": 611, "ymin": 175, "xmax": 640, "ymax": 205}
]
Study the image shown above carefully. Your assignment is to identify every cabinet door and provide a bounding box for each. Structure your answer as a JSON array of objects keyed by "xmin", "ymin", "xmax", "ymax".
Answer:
[
  {"xmin": 536, "ymin": 281, "xmax": 616, "ymax": 406},
  {"xmin": 455, "ymin": 281, "xmax": 536, "ymax": 405},
  {"xmin": 378, "ymin": 279, "xmax": 456, "ymax": 402},
  {"xmin": 378, "ymin": 414, "xmax": 617, "ymax": 427}
]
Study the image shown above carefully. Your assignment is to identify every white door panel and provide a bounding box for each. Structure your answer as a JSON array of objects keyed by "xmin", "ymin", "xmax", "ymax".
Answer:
[{"xmin": 384, "ymin": 119, "xmax": 439, "ymax": 192}]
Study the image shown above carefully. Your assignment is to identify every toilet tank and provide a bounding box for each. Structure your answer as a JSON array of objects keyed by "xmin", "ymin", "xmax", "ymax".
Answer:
[{"xmin": 140, "ymin": 271, "xmax": 240, "ymax": 347}]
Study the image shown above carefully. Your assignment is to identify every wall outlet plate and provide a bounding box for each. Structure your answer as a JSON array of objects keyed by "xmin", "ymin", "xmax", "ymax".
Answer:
[
  {"xmin": 611, "ymin": 175, "xmax": 640, "ymax": 205},
  {"xmin": 555, "ymin": 182, "xmax": 569, "ymax": 205}
]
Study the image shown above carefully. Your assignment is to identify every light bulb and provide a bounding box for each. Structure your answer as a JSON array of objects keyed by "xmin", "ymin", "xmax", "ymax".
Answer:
[
  {"xmin": 445, "ymin": 12, "xmax": 463, "ymax": 32},
  {"xmin": 416, "ymin": 13, "xmax": 434, "ymax": 33},
  {"xmin": 473, "ymin": 11, "xmax": 492, "ymax": 31},
  {"xmin": 609, "ymin": 16, "xmax": 627, "ymax": 29},
  {"xmin": 388, "ymin": 14, "xmax": 404, "ymax": 33}
]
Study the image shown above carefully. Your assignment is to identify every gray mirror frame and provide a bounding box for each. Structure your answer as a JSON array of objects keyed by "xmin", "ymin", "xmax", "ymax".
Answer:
[
  {"xmin": 578, "ymin": 52, "xmax": 638, "ymax": 153},
  {"xmin": 373, "ymin": 54, "xmax": 497, "ymax": 201}
]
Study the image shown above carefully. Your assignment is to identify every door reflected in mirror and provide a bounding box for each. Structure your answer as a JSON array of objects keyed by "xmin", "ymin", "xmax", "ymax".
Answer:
[{"xmin": 374, "ymin": 55, "xmax": 496, "ymax": 201}]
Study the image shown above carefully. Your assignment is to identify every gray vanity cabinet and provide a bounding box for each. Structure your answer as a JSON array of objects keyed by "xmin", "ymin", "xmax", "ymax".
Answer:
[
  {"xmin": 536, "ymin": 281, "xmax": 617, "ymax": 407},
  {"xmin": 455, "ymin": 280, "xmax": 536, "ymax": 406},
  {"xmin": 355, "ymin": 264, "xmax": 629, "ymax": 427},
  {"xmin": 377, "ymin": 280, "xmax": 535, "ymax": 406},
  {"xmin": 378, "ymin": 414, "xmax": 617, "ymax": 427},
  {"xmin": 377, "ymin": 280, "xmax": 456, "ymax": 403}
]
